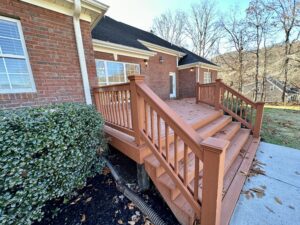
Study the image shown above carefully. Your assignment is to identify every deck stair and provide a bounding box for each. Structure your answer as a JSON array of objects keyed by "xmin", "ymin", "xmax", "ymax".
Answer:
[
  {"xmin": 144, "ymin": 112, "xmax": 256, "ymax": 225},
  {"xmin": 93, "ymin": 76, "xmax": 264, "ymax": 225}
]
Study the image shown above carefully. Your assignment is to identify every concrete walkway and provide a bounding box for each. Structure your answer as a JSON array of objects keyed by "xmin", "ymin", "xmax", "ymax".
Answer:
[{"xmin": 230, "ymin": 142, "xmax": 300, "ymax": 225}]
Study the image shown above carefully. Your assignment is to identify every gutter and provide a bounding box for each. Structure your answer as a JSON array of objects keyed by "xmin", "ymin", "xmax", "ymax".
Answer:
[{"xmin": 73, "ymin": 0, "xmax": 92, "ymax": 104}]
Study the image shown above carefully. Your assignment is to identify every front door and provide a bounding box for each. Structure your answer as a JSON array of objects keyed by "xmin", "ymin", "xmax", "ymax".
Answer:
[{"xmin": 169, "ymin": 72, "xmax": 176, "ymax": 98}]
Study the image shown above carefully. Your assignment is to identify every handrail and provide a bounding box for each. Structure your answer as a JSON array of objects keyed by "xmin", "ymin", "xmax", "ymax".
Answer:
[
  {"xmin": 196, "ymin": 79, "xmax": 264, "ymax": 138},
  {"xmin": 219, "ymin": 82, "xmax": 257, "ymax": 108},
  {"xmin": 93, "ymin": 83, "xmax": 134, "ymax": 136},
  {"xmin": 136, "ymin": 82, "xmax": 204, "ymax": 160},
  {"xmin": 132, "ymin": 78, "xmax": 203, "ymax": 217}
]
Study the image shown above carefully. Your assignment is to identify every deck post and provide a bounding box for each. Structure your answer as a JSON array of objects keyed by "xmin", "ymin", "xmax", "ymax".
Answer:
[
  {"xmin": 201, "ymin": 137, "xmax": 229, "ymax": 225},
  {"xmin": 253, "ymin": 102, "xmax": 264, "ymax": 138},
  {"xmin": 128, "ymin": 75, "xmax": 145, "ymax": 146},
  {"xmin": 214, "ymin": 79, "xmax": 222, "ymax": 110}
]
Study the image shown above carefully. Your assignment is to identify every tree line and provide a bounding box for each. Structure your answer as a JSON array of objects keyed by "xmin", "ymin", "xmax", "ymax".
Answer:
[{"xmin": 151, "ymin": 0, "xmax": 300, "ymax": 102}]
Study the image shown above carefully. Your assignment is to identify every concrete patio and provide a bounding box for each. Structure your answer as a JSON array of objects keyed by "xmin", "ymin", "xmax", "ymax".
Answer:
[{"xmin": 230, "ymin": 142, "xmax": 300, "ymax": 225}]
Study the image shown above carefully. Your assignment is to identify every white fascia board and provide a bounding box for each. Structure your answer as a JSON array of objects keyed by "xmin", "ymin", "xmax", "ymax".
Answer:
[
  {"xmin": 138, "ymin": 40, "xmax": 186, "ymax": 57},
  {"xmin": 177, "ymin": 62, "xmax": 220, "ymax": 71},
  {"xmin": 93, "ymin": 39, "xmax": 156, "ymax": 59},
  {"xmin": 80, "ymin": 0, "xmax": 109, "ymax": 12},
  {"xmin": 20, "ymin": 0, "xmax": 108, "ymax": 25}
]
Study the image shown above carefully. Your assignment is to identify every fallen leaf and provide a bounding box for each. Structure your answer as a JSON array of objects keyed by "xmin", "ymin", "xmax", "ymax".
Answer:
[
  {"xmin": 81, "ymin": 214, "xmax": 86, "ymax": 222},
  {"xmin": 288, "ymin": 205, "xmax": 295, "ymax": 210},
  {"xmin": 85, "ymin": 197, "xmax": 92, "ymax": 203},
  {"xmin": 260, "ymin": 185, "xmax": 267, "ymax": 190},
  {"xmin": 274, "ymin": 197, "xmax": 282, "ymax": 205},
  {"xmin": 128, "ymin": 202, "xmax": 135, "ymax": 210},
  {"xmin": 265, "ymin": 205, "xmax": 275, "ymax": 213},
  {"xmin": 128, "ymin": 221, "xmax": 136, "ymax": 225},
  {"xmin": 117, "ymin": 219, "xmax": 123, "ymax": 224},
  {"xmin": 102, "ymin": 167, "xmax": 111, "ymax": 175}
]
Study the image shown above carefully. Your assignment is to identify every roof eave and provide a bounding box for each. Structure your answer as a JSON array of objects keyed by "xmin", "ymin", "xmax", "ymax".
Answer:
[
  {"xmin": 93, "ymin": 39, "xmax": 157, "ymax": 59},
  {"xmin": 138, "ymin": 40, "xmax": 186, "ymax": 57},
  {"xmin": 178, "ymin": 62, "xmax": 220, "ymax": 71},
  {"xmin": 20, "ymin": 0, "xmax": 108, "ymax": 28}
]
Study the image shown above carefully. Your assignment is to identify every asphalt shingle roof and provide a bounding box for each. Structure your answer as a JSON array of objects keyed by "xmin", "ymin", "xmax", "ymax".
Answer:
[
  {"xmin": 178, "ymin": 48, "xmax": 217, "ymax": 66},
  {"xmin": 92, "ymin": 16, "xmax": 217, "ymax": 67}
]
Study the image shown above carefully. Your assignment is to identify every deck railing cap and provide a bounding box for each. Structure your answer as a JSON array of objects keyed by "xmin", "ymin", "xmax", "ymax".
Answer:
[
  {"xmin": 128, "ymin": 75, "xmax": 145, "ymax": 81},
  {"xmin": 201, "ymin": 137, "xmax": 230, "ymax": 153}
]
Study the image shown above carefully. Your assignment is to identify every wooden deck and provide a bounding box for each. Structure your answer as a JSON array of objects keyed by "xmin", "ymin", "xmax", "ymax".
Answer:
[{"xmin": 93, "ymin": 76, "xmax": 264, "ymax": 225}]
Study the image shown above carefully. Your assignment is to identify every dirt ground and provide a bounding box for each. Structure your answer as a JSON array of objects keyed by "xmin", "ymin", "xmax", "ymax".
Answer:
[{"xmin": 34, "ymin": 148, "xmax": 180, "ymax": 225}]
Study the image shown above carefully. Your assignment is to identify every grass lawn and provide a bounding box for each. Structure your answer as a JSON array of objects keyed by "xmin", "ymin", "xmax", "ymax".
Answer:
[{"xmin": 261, "ymin": 106, "xmax": 300, "ymax": 149}]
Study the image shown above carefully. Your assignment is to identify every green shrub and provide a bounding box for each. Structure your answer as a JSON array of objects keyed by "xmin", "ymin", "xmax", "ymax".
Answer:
[{"xmin": 0, "ymin": 103, "xmax": 106, "ymax": 225}]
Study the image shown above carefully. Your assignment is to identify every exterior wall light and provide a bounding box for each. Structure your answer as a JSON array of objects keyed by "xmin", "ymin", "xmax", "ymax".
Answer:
[
  {"xmin": 190, "ymin": 68, "xmax": 194, "ymax": 72},
  {"xmin": 159, "ymin": 56, "xmax": 164, "ymax": 64},
  {"xmin": 144, "ymin": 59, "xmax": 148, "ymax": 67}
]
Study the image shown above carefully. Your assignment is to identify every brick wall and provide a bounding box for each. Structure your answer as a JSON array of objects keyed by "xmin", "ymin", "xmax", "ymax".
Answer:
[
  {"xmin": 178, "ymin": 67, "xmax": 218, "ymax": 98},
  {"xmin": 0, "ymin": 0, "xmax": 96, "ymax": 109},
  {"xmin": 94, "ymin": 51, "xmax": 178, "ymax": 100},
  {"xmin": 178, "ymin": 68, "xmax": 197, "ymax": 98}
]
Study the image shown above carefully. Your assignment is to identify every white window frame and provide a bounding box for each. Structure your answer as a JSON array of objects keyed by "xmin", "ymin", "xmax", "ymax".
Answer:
[
  {"xmin": 0, "ymin": 16, "xmax": 36, "ymax": 94},
  {"xmin": 95, "ymin": 59, "xmax": 140, "ymax": 86},
  {"xmin": 203, "ymin": 71, "xmax": 212, "ymax": 84}
]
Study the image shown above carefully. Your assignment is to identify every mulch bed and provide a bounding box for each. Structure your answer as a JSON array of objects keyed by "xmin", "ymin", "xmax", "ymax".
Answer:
[{"xmin": 34, "ymin": 147, "xmax": 180, "ymax": 225}]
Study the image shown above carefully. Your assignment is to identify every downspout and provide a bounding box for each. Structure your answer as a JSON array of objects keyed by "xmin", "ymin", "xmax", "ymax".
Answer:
[{"xmin": 73, "ymin": 0, "xmax": 92, "ymax": 104}]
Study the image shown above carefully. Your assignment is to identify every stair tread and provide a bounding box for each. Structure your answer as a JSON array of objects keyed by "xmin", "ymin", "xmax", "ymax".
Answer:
[
  {"xmin": 213, "ymin": 122, "xmax": 241, "ymax": 140},
  {"xmin": 191, "ymin": 110, "xmax": 223, "ymax": 130},
  {"xmin": 225, "ymin": 128, "xmax": 250, "ymax": 173},
  {"xmin": 196, "ymin": 115, "xmax": 232, "ymax": 139}
]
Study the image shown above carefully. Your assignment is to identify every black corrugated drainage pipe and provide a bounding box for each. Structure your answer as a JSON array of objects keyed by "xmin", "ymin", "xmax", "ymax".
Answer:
[{"xmin": 103, "ymin": 158, "xmax": 167, "ymax": 225}]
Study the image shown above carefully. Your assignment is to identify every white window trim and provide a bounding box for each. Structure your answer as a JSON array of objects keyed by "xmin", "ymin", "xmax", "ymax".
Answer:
[
  {"xmin": 0, "ymin": 16, "xmax": 36, "ymax": 94},
  {"xmin": 95, "ymin": 59, "xmax": 140, "ymax": 85},
  {"xmin": 203, "ymin": 71, "xmax": 212, "ymax": 84}
]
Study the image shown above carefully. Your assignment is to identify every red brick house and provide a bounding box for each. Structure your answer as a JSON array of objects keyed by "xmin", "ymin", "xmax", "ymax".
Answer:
[
  {"xmin": 91, "ymin": 16, "xmax": 219, "ymax": 100},
  {"xmin": 0, "ymin": 0, "xmax": 218, "ymax": 109}
]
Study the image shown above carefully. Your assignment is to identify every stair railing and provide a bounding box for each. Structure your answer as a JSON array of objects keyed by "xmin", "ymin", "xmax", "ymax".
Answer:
[
  {"xmin": 128, "ymin": 75, "xmax": 229, "ymax": 225},
  {"xmin": 196, "ymin": 79, "xmax": 264, "ymax": 138}
]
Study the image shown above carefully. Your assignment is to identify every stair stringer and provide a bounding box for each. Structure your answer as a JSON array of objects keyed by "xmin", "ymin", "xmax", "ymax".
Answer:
[{"xmin": 144, "ymin": 161, "xmax": 195, "ymax": 225}]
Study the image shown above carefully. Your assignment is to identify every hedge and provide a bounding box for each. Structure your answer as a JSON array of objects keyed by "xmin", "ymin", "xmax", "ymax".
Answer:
[{"xmin": 0, "ymin": 103, "xmax": 106, "ymax": 225}]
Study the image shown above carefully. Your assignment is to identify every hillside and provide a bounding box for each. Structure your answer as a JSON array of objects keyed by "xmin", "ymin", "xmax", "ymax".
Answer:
[{"xmin": 212, "ymin": 42, "xmax": 300, "ymax": 89}]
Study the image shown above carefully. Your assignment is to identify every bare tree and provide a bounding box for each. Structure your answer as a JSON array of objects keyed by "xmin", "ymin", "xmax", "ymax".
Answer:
[
  {"xmin": 219, "ymin": 10, "xmax": 252, "ymax": 92},
  {"xmin": 151, "ymin": 10, "xmax": 187, "ymax": 46},
  {"xmin": 268, "ymin": 0, "xmax": 300, "ymax": 102},
  {"xmin": 246, "ymin": 0, "xmax": 272, "ymax": 101},
  {"xmin": 186, "ymin": 0, "xmax": 220, "ymax": 58}
]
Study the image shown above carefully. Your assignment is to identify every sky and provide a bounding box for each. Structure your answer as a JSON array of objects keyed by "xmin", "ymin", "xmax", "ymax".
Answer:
[{"xmin": 100, "ymin": 0, "xmax": 250, "ymax": 32}]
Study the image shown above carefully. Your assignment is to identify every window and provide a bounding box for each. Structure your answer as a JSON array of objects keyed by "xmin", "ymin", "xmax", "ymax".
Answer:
[
  {"xmin": 96, "ymin": 59, "xmax": 140, "ymax": 85},
  {"xmin": 203, "ymin": 72, "xmax": 212, "ymax": 84},
  {"xmin": 0, "ymin": 16, "xmax": 35, "ymax": 93}
]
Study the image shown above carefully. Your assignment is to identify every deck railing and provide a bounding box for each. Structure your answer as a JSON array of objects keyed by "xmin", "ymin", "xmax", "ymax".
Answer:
[
  {"xmin": 94, "ymin": 75, "xmax": 230, "ymax": 225},
  {"xmin": 93, "ymin": 83, "xmax": 134, "ymax": 137},
  {"xmin": 196, "ymin": 79, "xmax": 264, "ymax": 138}
]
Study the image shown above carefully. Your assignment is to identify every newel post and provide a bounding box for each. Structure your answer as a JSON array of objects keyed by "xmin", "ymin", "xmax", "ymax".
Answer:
[
  {"xmin": 253, "ymin": 102, "xmax": 265, "ymax": 138},
  {"xmin": 201, "ymin": 137, "xmax": 229, "ymax": 225},
  {"xmin": 128, "ymin": 75, "xmax": 145, "ymax": 146},
  {"xmin": 214, "ymin": 79, "xmax": 222, "ymax": 110}
]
